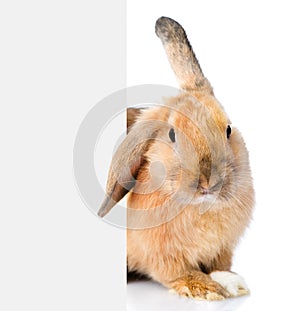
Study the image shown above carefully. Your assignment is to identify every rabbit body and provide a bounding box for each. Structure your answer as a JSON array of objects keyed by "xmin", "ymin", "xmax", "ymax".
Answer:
[
  {"xmin": 99, "ymin": 17, "xmax": 254, "ymax": 300},
  {"xmin": 126, "ymin": 92, "xmax": 254, "ymax": 299}
]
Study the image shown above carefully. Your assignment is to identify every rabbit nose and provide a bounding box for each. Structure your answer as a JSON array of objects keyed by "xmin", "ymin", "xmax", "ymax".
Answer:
[
  {"xmin": 200, "ymin": 186, "xmax": 209, "ymax": 195},
  {"xmin": 199, "ymin": 174, "xmax": 210, "ymax": 194}
]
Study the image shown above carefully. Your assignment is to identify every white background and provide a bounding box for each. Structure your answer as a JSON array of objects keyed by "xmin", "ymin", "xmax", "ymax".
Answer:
[
  {"xmin": 1, "ymin": 1, "xmax": 300, "ymax": 311},
  {"xmin": 127, "ymin": 0, "xmax": 300, "ymax": 310}
]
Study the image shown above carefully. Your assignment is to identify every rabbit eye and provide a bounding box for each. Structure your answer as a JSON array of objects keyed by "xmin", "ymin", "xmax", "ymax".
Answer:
[
  {"xmin": 226, "ymin": 125, "xmax": 232, "ymax": 139},
  {"xmin": 169, "ymin": 128, "xmax": 176, "ymax": 143}
]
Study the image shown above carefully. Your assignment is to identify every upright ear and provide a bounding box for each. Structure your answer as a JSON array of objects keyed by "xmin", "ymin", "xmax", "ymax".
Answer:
[
  {"xmin": 155, "ymin": 16, "xmax": 213, "ymax": 94},
  {"xmin": 98, "ymin": 119, "xmax": 156, "ymax": 217}
]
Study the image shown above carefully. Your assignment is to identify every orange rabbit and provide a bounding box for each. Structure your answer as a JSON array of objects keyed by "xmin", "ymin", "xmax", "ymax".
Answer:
[{"xmin": 99, "ymin": 17, "xmax": 254, "ymax": 300}]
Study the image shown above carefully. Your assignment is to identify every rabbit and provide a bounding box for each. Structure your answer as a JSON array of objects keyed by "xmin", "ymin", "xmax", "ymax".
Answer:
[{"xmin": 98, "ymin": 16, "xmax": 254, "ymax": 300}]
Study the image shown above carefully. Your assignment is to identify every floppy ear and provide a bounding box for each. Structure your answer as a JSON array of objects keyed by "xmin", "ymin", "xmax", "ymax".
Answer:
[{"xmin": 98, "ymin": 119, "xmax": 156, "ymax": 217}]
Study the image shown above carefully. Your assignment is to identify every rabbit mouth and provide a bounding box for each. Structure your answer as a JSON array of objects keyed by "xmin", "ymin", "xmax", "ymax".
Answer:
[
  {"xmin": 191, "ymin": 193, "xmax": 217, "ymax": 204},
  {"xmin": 182, "ymin": 177, "xmax": 229, "ymax": 206}
]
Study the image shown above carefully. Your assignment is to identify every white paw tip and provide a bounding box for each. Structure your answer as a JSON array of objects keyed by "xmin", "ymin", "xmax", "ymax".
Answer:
[{"xmin": 210, "ymin": 271, "xmax": 249, "ymax": 297}]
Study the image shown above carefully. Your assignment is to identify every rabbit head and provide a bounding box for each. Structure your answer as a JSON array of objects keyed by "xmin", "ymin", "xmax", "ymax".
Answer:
[{"xmin": 98, "ymin": 17, "xmax": 252, "ymax": 227}]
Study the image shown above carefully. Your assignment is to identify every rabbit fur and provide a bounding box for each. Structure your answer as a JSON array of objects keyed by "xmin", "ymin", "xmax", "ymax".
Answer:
[{"xmin": 99, "ymin": 17, "xmax": 254, "ymax": 300}]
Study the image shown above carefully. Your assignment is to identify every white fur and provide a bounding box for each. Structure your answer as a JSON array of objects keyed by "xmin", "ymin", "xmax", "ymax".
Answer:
[
  {"xmin": 210, "ymin": 271, "xmax": 249, "ymax": 297},
  {"xmin": 191, "ymin": 194, "xmax": 217, "ymax": 204}
]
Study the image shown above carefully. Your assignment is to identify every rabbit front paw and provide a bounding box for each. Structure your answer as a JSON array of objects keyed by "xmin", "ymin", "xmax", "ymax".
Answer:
[
  {"xmin": 210, "ymin": 271, "xmax": 250, "ymax": 297},
  {"xmin": 169, "ymin": 271, "xmax": 230, "ymax": 300}
]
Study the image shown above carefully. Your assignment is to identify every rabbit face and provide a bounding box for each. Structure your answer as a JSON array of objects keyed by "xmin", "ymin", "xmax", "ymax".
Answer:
[{"xmin": 131, "ymin": 92, "xmax": 238, "ymax": 212}]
